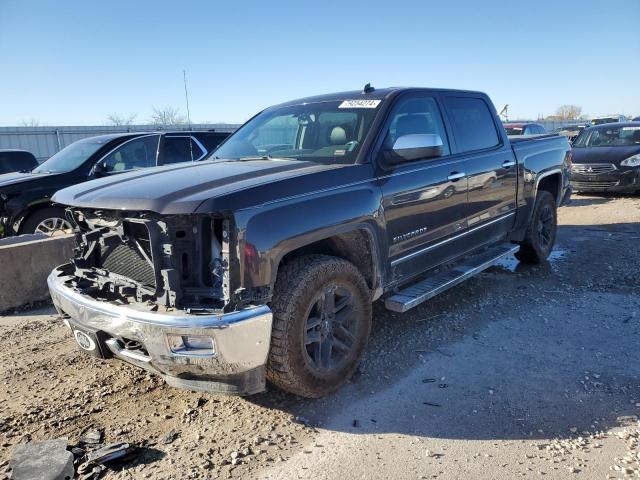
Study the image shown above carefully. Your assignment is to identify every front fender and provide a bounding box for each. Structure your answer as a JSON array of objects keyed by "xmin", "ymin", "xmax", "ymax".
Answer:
[{"xmin": 234, "ymin": 183, "xmax": 386, "ymax": 292}]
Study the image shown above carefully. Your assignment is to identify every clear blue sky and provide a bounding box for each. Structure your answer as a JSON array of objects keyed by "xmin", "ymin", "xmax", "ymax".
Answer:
[{"xmin": 1, "ymin": 0, "xmax": 638, "ymax": 125}]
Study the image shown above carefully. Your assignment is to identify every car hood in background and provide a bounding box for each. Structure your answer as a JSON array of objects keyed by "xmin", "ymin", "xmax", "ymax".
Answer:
[
  {"xmin": 52, "ymin": 159, "xmax": 350, "ymax": 214},
  {"xmin": 572, "ymin": 145, "xmax": 640, "ymax": 165},
  {"xmin": 0, "ymin": 171, "xmax": 57, "ymax": 188}
]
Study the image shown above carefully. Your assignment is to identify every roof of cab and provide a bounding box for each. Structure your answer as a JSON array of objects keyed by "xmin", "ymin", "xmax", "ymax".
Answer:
[{"xmin": 272, "ymin": 86, "xmax": 488, "ymax": 109}]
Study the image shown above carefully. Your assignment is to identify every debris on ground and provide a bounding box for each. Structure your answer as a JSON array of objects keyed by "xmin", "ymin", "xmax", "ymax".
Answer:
[
  {"xmin": 78, "ymin": 429, "xmax": 102, "ymax": 446},
  {"xmin": 8, "ymin": 438, "xmax": 74, "ymax": 480},
  {"xmin": 161, "ymin": 429, "xmax": 179, "ymax": 445},
  {"xmin": 76, "ymin": 442, "xmax": 136, "ymax": 477}
]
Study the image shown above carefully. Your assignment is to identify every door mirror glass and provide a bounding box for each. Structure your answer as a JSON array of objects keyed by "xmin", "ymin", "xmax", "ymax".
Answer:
[
  {"xmin": 92, "ymin": 161, "xmax": 108, "ymax": 177},
  {"xmin": 386, "ymin": 133, "xmax": 444, "ymax": 164}
]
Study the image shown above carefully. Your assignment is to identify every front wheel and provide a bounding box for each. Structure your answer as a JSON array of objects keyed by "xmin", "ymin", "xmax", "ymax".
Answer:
[
  {"xmin": 515, "ymin": 190, "xmax": 557, "ymax": 264},
  {"xmin": 267, "ymin": 255, "xmax": 372, "ymax": 398},
  {"xmin": 21, "ymin": 207, "xmax": 73, "ymax": 237}
]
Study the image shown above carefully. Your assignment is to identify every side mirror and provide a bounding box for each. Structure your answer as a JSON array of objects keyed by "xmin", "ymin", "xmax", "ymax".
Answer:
[
  {"xmin": 384, "ymin": 134, "xmax": 444, "ymax": 165},
  {"xmin": 93, "ymin": 162, "xmax": 108, "ymax": 177}
]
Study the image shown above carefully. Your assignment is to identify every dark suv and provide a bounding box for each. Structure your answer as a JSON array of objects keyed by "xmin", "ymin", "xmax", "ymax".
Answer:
[
  {"xmin": 0, "ymin": 150, "xmax": 38, "ymax": 174},
  {"xmin": 0, "ymin": 130, "xmax": 230, "ymax": 237}
]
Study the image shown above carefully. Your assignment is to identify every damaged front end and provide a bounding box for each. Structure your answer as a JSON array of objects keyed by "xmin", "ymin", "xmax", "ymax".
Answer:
[
  {"xmin": 48, "ymin": 208, "xmax": 273, "ymax": 395},
  {"xmin": 65, "ymin": 208, "xmax": 233, "ymax": 312}
]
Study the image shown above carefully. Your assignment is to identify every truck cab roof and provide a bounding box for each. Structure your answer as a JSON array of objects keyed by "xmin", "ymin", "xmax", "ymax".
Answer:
[{"xmin": 273, "ymin": 87, "xmax": 488, "ymax": 109}]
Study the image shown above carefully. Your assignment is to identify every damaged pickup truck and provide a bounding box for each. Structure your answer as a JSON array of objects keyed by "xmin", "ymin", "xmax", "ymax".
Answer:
[{"xmin": 48, "ymin": 86, "xmax": 572, "ymax": 397}]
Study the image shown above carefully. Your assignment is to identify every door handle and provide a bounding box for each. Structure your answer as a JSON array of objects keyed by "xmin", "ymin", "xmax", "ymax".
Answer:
[
  {"xmin": 447, "ymin": 172, "xmax": 466, "ymax": 181},
  {"xmin": 502, "ymin": 160, "xmax": 516, "ymax": 168}
]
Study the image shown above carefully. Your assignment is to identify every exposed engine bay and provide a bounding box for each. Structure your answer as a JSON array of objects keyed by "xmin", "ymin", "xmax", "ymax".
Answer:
[{"xmin": 62, "ymin": 208, "xmax": 232, "ymax": 312}]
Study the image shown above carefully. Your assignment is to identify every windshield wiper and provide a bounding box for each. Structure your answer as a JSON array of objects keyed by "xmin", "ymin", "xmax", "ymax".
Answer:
[{"xmin": 211, "ymin": 155, "xmax": 295, "ymax": 162}]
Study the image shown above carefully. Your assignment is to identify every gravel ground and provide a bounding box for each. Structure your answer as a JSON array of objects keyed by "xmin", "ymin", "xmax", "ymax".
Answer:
[{"xmin": 0, "ymin": 193, "xmax": 638, "ymax": 479}]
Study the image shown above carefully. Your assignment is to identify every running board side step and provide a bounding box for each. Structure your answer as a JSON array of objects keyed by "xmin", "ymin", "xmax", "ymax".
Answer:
[{"xmin": 385, "ymin": 243, "xmax": 519, "ymax": 313}]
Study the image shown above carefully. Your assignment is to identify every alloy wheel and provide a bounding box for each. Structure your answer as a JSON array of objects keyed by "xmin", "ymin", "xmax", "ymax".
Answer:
[
  {"xmin": 303, "ymin": 285, "xmax": 357, "ymax": 371},
  {"xmin": 536, "ymin": 204, "xmax": 554, "ymax": 248},
  {"xmin": 35, "ymin": 217, "xmax": 73, "ymax": 237}
]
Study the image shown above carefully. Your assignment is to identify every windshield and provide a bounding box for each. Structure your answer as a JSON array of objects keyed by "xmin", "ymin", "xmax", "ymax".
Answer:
[
  {"xmin": 33, "ymin": 138, "xmax": 108, "ymax": 173},
  {"xmin": 213, "ymin": 100, "xmax": 381, "ymax": 164},
  {"xmin": 573, "ymin": 125, "xmax": 640, "ymax": 148},
  {"xmin": 504, "ymin": 127, "xmax": 524, "ymax": 135}
]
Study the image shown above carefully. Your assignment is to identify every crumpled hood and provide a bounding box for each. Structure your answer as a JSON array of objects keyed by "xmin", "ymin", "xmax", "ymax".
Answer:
[
  {"xmin": 52, "ymin": 159, "xmax": 343, "ymax": 214},
  {"xmin": 572, "ymin": 145, "xmax": 640, "ymax": 166},
  {"xmin": 0, "ymin": 171, "xmax": 56, "ymax": 189}
]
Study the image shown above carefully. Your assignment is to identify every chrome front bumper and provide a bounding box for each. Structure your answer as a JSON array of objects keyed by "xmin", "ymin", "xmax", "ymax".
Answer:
[{"xmin": 48, "ymin": 266, "xmax": 273, "ymax": 395}]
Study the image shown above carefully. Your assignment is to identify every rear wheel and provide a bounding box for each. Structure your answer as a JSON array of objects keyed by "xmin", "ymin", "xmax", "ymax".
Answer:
[
  {"xmin": 267, "ymin": 255, "xmax": 372, "ymax": 398},
  {"xmin": 21, "ymin": 207, "xmax": 72, "ymax": 237},
  {"xmin": 515, "ymin": 190, "xmax": 557, "ymax": 264}
]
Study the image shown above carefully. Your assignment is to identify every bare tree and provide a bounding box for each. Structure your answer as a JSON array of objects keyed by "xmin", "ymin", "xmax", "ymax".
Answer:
[
  {"xmin": 20, "ymin": 118, "xmax": 41, "ymax": 127},
  {"xmin": 149, "ymin": 106, "xmax": 186, "ymax": 126},
  {"xmin": 106, "ymin": 113, "xmax": 137, "ymax": 126},
  {"xmin": 554, "ymin": 105, "xmax": 582, "ymax": 121}
]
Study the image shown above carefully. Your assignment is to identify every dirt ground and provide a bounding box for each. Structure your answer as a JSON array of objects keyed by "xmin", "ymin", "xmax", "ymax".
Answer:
[{"xmin": 1, "ymin": 193, "xmax": 639, "ymax": 480}]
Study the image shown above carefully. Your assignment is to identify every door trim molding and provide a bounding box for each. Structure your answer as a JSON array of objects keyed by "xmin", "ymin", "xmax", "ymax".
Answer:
[{"xmin": 390, "ymin": 212, "xmax": 515, "ymax": 267}]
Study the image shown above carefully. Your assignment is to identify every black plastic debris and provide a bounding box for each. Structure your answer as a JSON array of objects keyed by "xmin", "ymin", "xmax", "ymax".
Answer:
[
  {"xmin": 78, "ymin": 464, "xmax": 105, "ymax": 480},
  {"xmin": 77, "ymin": 442, "xmax": 135, "ymax": 475},
  {"xmin": 9, "ymin": 438, "xmax": 74, "ymax": 480}
]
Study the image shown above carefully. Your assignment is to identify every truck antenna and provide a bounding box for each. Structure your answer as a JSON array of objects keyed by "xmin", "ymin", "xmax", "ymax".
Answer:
[
  {"xmin": 362, "ymin": 83, "xmax": 375, "ymax": 94},
  {"xmin": 183, "ymin": 69, "xmax": 192, "ymax": 128}
]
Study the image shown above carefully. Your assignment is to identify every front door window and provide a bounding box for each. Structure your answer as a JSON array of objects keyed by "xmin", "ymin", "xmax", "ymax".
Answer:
[{"xmin": 100, "ymin": 135, "xmax": 160, "ymax": 173}]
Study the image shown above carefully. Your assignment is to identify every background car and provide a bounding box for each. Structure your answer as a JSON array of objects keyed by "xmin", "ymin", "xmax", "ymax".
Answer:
[
  {"xmin": 0, "ymin": 149, "xmax": 38, "ymax": 175},
  {"xmin": 503, "ymin": 122, "xmax": 546, "ymax": 135},
  {"xmin": 570, "ymin": 122, "xmax": 640, "ymax": 193},
  {"xmin": 555, "ymin": 124, "xmax": 587, "ymax": 143},
  {"xmin": 590, "ymin": 115, "xmax": 628, "ymax": 126},
  {"xmin": 0, "ymin": 130, "xmax": 230, "ymax": 237}
]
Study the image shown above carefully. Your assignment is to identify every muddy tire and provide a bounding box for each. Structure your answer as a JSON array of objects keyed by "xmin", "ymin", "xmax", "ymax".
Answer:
[
  {"xmin": 515, "ymin": 190, "xmax": 557, "ymax": 264},
  {"xmin": 20, "ymin": 207, "xmax": 72, "ymax": 236},
  {"xmin": 267, "ymin": 255, "xmax": 372, "ymax": 398}
]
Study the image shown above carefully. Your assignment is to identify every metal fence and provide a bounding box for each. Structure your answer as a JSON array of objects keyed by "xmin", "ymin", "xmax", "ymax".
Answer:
[{"xmin": 0, "ymin": 124, "xmax": 240, "ymax": 162}]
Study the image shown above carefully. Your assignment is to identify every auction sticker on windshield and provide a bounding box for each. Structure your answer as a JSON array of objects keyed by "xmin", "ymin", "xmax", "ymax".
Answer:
[{"xmin": 339, "ymin": 100, "xmax": 381, "ymax": 109}]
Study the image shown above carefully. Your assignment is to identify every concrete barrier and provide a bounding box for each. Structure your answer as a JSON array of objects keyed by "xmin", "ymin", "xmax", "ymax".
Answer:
[{"xmin": 0, "ymin": 234, "xmax": 75, "ymax": 312}]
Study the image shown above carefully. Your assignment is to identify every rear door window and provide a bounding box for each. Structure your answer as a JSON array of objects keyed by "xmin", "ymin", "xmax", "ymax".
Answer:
[
  {"xmin": 443, "ymin": 97, "xmax": 500, "ymax": 152},
  {"xmin": 160, "ymin": 136, "xmax": 206, "ymax": 165}
]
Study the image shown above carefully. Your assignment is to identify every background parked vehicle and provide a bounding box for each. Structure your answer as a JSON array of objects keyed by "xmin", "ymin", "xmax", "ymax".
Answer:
[
  {"xmin": 0, "ymin": 130, "xmax": 229, "ymax": 237},
  {"xmin": 555, "ymin": 124, "xmax": 587, "ymax": 143},
  {"xmin": 48, "ymin": 86, "xmax": 571, "ymax": 398},
  {"xmin": 503, "ymin": 122, "xmax": 546, "ymax": 135},
  {"xmin": 0, "ymin": 149, "xmax": 38, "ymax": 174},
  {"xmin": 590, "ymin": 115, "xmax": 628, "ymax": 126},
  {"xmin": 570, "ymin": 122, "xmax": 640, "ymax": 193}
]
